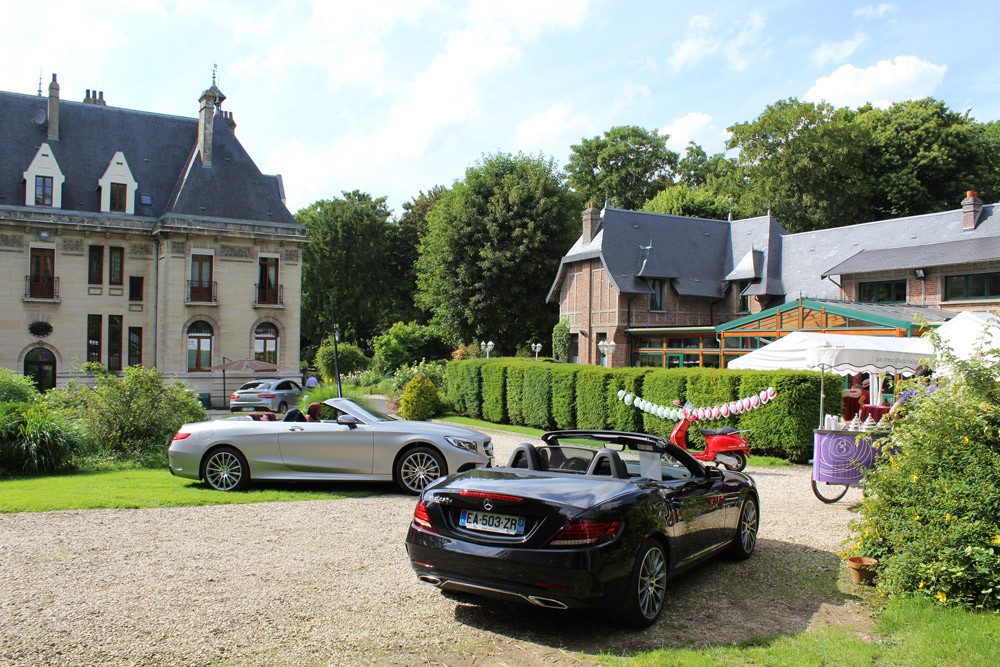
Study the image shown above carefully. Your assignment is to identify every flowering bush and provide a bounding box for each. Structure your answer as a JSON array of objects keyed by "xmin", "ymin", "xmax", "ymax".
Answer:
[
  {"xmin": 398, "ymin": 373, "xmax": 441, "ymax": 421},
  {"xmin": 451, "ymin": 343, "xmax": 480, "ymax": 361},
  {"xmin": 848, "ymin": 331, "xmax": 1000, "ymax": 610}
]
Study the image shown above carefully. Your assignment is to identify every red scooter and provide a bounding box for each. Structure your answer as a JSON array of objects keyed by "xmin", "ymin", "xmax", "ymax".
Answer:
[{"xmin": 670, "ymin": 402, "xmax": 750, "ymax": 471}]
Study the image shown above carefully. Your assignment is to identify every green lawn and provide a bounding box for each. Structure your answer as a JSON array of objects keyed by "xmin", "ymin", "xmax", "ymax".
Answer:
[
  {"xmin": 436, "ymin": 414, "xmax": 789, "ymax": 467},
  {"xmin": 605, "ymin": 597, "xmax": 1000, "ymax": 666},
  {"xmin": 0, "ymin": 468, "xmax": 367, "ymax": 513}
]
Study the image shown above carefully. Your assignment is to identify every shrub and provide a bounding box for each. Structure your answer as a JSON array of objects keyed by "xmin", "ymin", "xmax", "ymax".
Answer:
[
  {"xmin": 605, "ymin": 368, "xmax": 652, "ymax": 432},
  {"xmin": 639, "ymin": 368, "xmax": 693, "ymax": 438},
  {"xmin": 522, "ymin": 365, "xmax": 553, "ymax": 429},
  {"xmin": 399, "ymin": 373, "xmax": 441, "ymax": 421},
  {"xmin": 481, "ymin": 363, "xmax": 507, "ymax": 424},
  {"xmin": 506, "ymin": 363, "xmax": 527, "ymax": 425},
  {"xmin": 576, "ymin": 367, "xmax": 609, "ymax": 430},
  {"xmin": 85, "ymin": 366, "xmax": 207, "ymax": 457},
  {"xmin": 0, "ymin": 368, "xmax": 39, "ymax": 403},
  {"xmin": 451, "ymin": 343, "xmax": 479, "ymax": 361},
  {"xmin": 0, "ymin": 402, "xmax": 87, "ymax": 475},
  {"xmin": 373, "ymin": 321, "xmax": 451, "ymax": 372},
  {"xmin": 550, "ymin": 365, "xmax": 579, "ymax": 429},
  {"xmin": 737, "ymin": 370, "xmax": 822, "ymax": 461},
  {"xmin": 552, "ymin": 317, "xmax": 571, "ymax": 362},
  {"xmin": 315, "ymin": 339, "xmax": 369, "ymax": 379},
  {"xmin": 849, "ymin": 337, "xmax": 1000, "ymax": 610}
]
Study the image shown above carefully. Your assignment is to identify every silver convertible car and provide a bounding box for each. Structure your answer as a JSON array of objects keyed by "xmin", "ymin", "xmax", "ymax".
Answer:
[{"xmin": 168, "ymin": 398, "xmax": 494, "ymax": 494}]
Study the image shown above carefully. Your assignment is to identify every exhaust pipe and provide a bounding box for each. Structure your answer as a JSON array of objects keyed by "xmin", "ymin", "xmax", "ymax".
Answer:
[
  {"xmin": 527, "ymin": 596, "xmax": 569, "ymax": 610},
  {"xmin": 418, "ymin": 575, "xmax": 442, "ymax": 586}
]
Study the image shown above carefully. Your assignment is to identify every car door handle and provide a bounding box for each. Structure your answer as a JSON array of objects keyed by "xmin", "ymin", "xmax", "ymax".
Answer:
[{"xmin": 288, "ymin": 426, "xmax": 304, "ymax": 432}]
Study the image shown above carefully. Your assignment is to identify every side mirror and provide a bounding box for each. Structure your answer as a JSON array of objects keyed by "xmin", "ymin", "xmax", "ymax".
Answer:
[
  {"xmin": 337, "ymin": 414, "xmax": 358, "ymax": 428},
  {"xmin": 705, "ymin": 466, "xmax": 725, "ymax": 482}
]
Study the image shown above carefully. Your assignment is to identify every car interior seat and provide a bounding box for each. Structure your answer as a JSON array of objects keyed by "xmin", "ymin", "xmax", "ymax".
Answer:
[
  {"xmin": 586, "ymin": 448, "xmax": 629, "ymax": 479},
  {"xmin": 507, "ymin": 443, "xmax": 542, "ymax": 470},
  {"xmin": 305, "ymin": 403, "xmax": 322, "ymax": 422},
  {"xmin": 283, "ymin": 408, "xmax": 304, "ymax": 422}
]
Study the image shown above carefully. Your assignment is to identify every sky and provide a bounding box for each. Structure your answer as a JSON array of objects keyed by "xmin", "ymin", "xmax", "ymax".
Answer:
[{"xmin": 1, "ymin": 0, "xmax": 997, "ymax": 216}]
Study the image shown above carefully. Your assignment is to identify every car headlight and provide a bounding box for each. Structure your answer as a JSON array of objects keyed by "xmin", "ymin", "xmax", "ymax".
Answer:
[{"xmin": 445, "ymin": 436, "xmax": 480, "ymax": 453}]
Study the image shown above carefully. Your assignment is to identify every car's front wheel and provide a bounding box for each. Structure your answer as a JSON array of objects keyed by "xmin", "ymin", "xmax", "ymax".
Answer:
[
  {"xmin": 395, "ymin": 446, "xmax": 445, "ymax": 494},
  {"xmin": 612, "ymin": 538, "xmax": 668, "ymax": 627},
  {"xmin": 727, "ymin": 495, "xmax": 759, "ymax": 559},
  {"xmin": 203, "ymin": 446, "xmax": 250, "ymax": 491}
]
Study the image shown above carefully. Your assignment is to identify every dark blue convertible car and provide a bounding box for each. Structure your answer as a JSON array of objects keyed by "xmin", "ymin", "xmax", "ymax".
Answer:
[{"xmin": 405, "ymin": 430, "xmax": 759, "ymax": 627}]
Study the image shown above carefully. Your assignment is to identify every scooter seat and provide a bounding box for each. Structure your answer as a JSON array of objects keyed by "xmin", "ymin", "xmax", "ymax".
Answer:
[{"xmin": 699, "ymin": 426, "xmax": 740, "ymax": 437}]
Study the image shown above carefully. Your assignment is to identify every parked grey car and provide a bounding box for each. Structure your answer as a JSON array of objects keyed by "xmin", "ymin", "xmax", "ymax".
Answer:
[
  {"xmin": 169, "ymin": 398, "xmax": 494, "ymax": 494},
  {"xmin": 229, "ymin": 378, "xmax": 302, "ymax": 413}
]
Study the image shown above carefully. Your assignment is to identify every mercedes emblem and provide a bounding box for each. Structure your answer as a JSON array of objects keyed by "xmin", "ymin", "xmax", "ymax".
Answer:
[{"xmin": 483, "ymin": 499, "xmax": 493, "ymax": 511}]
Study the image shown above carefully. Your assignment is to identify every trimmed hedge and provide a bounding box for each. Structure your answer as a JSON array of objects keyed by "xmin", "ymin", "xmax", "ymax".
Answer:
[{"xmin": 445, "ymin": 359, "xmax": 824, "ymax": 461}]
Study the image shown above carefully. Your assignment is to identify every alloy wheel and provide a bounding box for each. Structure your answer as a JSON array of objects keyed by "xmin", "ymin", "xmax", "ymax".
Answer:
[
  {"xmin": 637, "ymin": 546, "xmax": 667, "ymax": 619},
  {"xmin": 400, "ymin": 451, "xmax": 441, "ymax": 492},
  {"xmin": 740, "ymin": 500, "xmax": 758, "ymax": 553},
  {"xmin": 206, "ymin": 451, "xmax": 244, "ymax": 491}
]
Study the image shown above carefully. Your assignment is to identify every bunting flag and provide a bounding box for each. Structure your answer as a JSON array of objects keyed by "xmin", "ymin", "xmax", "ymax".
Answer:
[{"xmin": 616, "ymin": 386, "xmax": 777, "ymax": 422}]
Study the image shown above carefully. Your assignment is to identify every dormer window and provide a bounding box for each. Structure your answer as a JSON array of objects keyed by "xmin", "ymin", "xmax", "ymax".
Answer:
[
  {"xmin": 110, "ymin": 183, "xmax": 128, "ymax": 212},
  {"xmin": 23, "ymin": 143, "xmax": 65, "ymax": 208},
  {"xmin": 35, "ymin": 176, "xmax": 53, "ymax": 206},
  {"xmin": 98, "ymin": 151, "xmax": 138, "ymax": 214}
]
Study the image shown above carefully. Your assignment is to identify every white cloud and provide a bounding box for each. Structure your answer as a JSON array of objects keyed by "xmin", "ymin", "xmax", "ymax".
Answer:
[
  {"xmin": 514, "ymin": 104, "xmax": 584, "ymax": 150},
  {"xmin": 812, "ymin": 32, "xmax": 867, "ymax": 67},
  {"xmin": 659, "ymin": 112, "xmax": 728, "ymax": 154},
  {"xmin": 854, "ymin": 3, "xmax": 899, "ymax": 20},
  {"xmin": 668, "ymin": 12, "xmax": 768, "ymax": 72},
  {"xmin": 803, "ymin": 55, "xmax": 947, "ymax": 108},
  {"xmin": 610, "ymin": 82, "xmax": 651, "ymax": 115}
]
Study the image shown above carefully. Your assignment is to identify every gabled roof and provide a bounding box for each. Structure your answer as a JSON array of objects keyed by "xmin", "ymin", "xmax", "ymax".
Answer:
[
  {"xmin": 0, "ymin": 89, "xmax": 298, "ymax": 227},
  {"xmin": 822, "ymin": 235, "xmax": 1000, "ymax": 277}
]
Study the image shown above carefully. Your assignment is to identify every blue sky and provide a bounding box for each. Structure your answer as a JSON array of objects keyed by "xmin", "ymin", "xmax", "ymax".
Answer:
[{"xmin": 2, "ymin": 0, "xmax": 997, "ymax": 215}]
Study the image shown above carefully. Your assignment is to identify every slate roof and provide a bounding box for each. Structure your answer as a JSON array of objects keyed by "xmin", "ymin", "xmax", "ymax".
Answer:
[
  {"xmin": 821, "ymin": 235, "xmax": 1000, "ymax": 277},
  {"xmin": 0, "ymin": 89, "xmax": 298, "ymax": 227}
]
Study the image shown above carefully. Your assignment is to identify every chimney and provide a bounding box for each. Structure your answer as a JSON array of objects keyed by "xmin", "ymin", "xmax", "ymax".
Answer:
[
  {"xmin": 47, "ymin": 74, "xmax": 59, "ymax": 140},
  {"xmin": 84, "ymin": 89, "xmax": 91, "ymax": 103},
  {"xmin": 222, "ymin": 110, "xmax": 236, "ymax": 132},
  {"xmin": 963, "ymin": 190, "xmax": 983, "ymax": 231},
  {"xmin": 198, "ymin": 87, "xmax": 218, "ymax": 167},
  {"xmin": 98, "ymin": 91, "xmax": 106, "ymax": 106},
  {"xmin": 582, "ymin": 201, "xmax": 601, "ymax": 241}
]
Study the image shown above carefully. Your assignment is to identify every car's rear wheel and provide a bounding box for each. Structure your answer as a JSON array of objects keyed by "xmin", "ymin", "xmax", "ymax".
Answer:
[
  {"xmin": 278, "ymin": 401, "xmax": 288, "ymax": 414},
  {"xmin": 203, "ymin": 446, "xmax": 250, "ymax": 491},
  {"xmin": 395, "ymin": 446, "xmax": 445, "ymax": 495},
  {"xmin": 727, "ymin": 495, "xmax": 759, "ymax": 559},
  {"xmin": 612, "ymin": 538, "xmax": 668, "ymax": 627}
]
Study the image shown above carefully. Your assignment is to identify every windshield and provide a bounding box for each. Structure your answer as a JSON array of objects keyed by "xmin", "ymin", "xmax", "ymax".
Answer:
[{"xmin": 347, "ymin": 401, "xmax": 394, "ymax": 422}]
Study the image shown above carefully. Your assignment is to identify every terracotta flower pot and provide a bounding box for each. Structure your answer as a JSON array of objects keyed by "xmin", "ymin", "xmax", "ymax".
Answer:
[{"xmin": 847, "ymin": 556, "xmax": 878, "ymax": 585}]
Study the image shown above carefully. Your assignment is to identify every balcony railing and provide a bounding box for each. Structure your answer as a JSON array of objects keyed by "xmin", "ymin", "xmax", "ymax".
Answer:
[
  {"xmin": 25, "ymin": 275, "xmax": 58, "ymax": 300},
  {"xmin": 186, "ymin": 280, "xmax": 217, "ymax": 304},
  {"xmin": 254, "ymin": 283, "xmax": 283, "ymax": 307}
]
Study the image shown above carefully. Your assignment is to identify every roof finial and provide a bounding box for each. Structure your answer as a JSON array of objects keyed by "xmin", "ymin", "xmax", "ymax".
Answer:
[
  {"xmin": 37, "ymin": 67, "xmax": 42, "ymax": 96},
  {"xmin": 212, "ymin": 61, "xmax": 218, "ymax": 86}
]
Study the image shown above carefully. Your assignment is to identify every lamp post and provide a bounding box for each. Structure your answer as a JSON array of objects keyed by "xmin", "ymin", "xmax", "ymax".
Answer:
[
  {"xmin": 480, "ymin": 340, "xmax": 494, "ymax": 359},
  {"xmin": 531, "ymin": 342, "xmax": 543, "ymax": 361},
  {"xmin": 597, "ymin": 339, "xmax": 617, "ymax": 367}
]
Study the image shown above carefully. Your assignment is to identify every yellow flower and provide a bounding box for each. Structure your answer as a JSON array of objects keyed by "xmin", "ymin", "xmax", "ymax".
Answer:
[
  {"xmin": 945, "ymin": 514, "xmax": 951, "ymax": 521},
  {"xmin": 911, "ymin": 474, "xmax": 919, "ymax": 483},
  {"xmin": 937, "ymin": 592, "xmax": 947, "ymax": 602},
  {"xmin": 919, "ymin": 581, "xmax": 925, "ymax": 589},
  {"xmin": 914, "ymin": 515, "xmax": 921, "ymax": 521},
  {"xmin": 963, "ymin": 436, "xmax": 970, "ymax": 444},
  {"xmin": 993, "ymin": 534, "xmax": 1000, "ymax": 545}
]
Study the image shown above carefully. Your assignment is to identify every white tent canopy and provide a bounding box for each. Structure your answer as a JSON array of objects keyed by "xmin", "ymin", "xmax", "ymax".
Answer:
[
  {"xmin": 728, "ymin": 331, "xmax": 931, "ymax": 375},
  {"xmin": 908, "ymin": 311, "xmax": 1000, "ymax": 362}
]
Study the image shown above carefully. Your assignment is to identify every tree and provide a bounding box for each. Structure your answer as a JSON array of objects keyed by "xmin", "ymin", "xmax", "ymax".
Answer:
[
  {"xmin": 856, "ymin": 98, "xmax": 993, "ymax": 218},
  {"xmin": 385, "ymin": 186, "xmax": 446, "ymax": 326},
  {"xmin": 298, "ymin": 191, "xmax": 393, "ymax": 350},
  {"xmin": 566, "ymin": 126, "xmax": 678, "ymax": 210},
  {"xmin": 727, "ymin": 98, "xmax": 871, "ymax": 232},
  {"xmin": 415, "ymin": 152, "xmax": 579, "ymax": 353},
  {"xmin": 372, "ymin": 321, "xmax": 451, "ymax": 372},
  {"xmin": 643, "ymin": 186, "xmax": 741, "ymax": 220}
]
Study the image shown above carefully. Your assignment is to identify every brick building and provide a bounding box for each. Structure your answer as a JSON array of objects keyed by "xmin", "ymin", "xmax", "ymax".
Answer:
[{"xmin": 548, "ymin": 193, "xmax": 996, "ymax": 368}]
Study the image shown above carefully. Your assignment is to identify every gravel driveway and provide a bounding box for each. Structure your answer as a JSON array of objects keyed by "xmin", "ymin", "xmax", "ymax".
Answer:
[{"xmin": 0, "ymin": 429, "xmax": 867, "ymax": 666}]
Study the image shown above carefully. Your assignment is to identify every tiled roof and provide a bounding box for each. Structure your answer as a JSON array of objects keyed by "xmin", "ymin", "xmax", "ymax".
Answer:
[{"xmin": 0, "ymin": 89, "xmax": 298, "ymax": 227}]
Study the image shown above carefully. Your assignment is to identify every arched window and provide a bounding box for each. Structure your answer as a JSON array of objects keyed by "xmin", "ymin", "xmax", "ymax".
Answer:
[
  {"xmin": 254, "ymin": 322, "xmax": 278, "ymax": 365},
  {"xmin": 187, "ymin": 321, "xmax": 213, "ymax": 371},
  {"xmin": 24, "ymin": 348, "xmax": 56, "ymax": 391}
]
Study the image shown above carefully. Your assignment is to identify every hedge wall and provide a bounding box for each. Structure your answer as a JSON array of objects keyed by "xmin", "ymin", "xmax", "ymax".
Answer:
[{"xmin": 445, "ymin": 359, "xmax": 824, "ymax": 462}]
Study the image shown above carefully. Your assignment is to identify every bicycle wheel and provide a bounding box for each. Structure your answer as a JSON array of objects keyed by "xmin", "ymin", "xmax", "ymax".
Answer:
[{"xmin": 812, "ymin": 479, "xmax": 849, "ymax": 504}]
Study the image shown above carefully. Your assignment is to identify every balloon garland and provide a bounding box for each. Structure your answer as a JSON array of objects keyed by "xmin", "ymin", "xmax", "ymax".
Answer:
[{"xmin": 616, "ymin": 387, "xmax": 777, "ymax": 422}]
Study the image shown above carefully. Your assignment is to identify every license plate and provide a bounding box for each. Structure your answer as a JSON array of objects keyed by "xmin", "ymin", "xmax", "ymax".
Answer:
[
  {"xmin": 239, "ymin": 407, "xmax": 255, "ymax": 412},
  {"xmin": 459, "ymin": 509, "xmax": 525, "ymax": 535}
]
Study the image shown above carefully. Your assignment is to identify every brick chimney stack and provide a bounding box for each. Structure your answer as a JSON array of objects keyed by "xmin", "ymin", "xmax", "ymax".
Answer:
[
  {"xmin": 221, "ymin": 110, "xmax": 237, "ymax": 132},
  {"xmin": 582, "ymin": 201, "xmax": 601, "ymax": 242},
  {"xmin": 198, "ymin": 87, "xmax": 218, "ymax": 167},
  {"xmin": 963, "ymin": 190, "xmax": 982, "ymax": 231},
  {"xmin": 47, "ymin": 74, "xmax": 59, "ymax": 140}
]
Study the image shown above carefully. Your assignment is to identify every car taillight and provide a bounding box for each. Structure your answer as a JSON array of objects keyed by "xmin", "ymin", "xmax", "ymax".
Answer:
[
  {"xmin": 230, "ymin": 393, "xmax": 239, "ymax": 400},
  {"xmin": 172, "ymin": 432, "xmax": 191, "ymax": 441},
  {"xmin": 258, "ymin": 393, "xmax": 277, "ymax": 399},
  {"xmin": 412, "ymin": 500, "xmax": 436, "ymax": 533},
  {"xmin": 545, "ymin": 519, "xmax": 621, "ymax": 547},
  {"xmin": 458, "ymin": 490, "xmax": 523, "ymax": 502}
]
